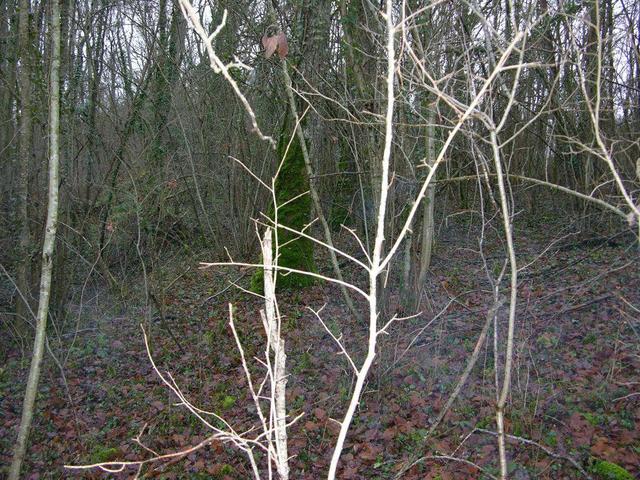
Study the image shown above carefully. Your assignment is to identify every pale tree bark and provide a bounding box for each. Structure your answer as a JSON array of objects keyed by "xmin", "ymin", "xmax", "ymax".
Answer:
[
  {"xmin": 260, "ymin": 228, "xmax": 289, "ymax": 480},
  {"xmin": 16, "ymin": 0, "xmax": 34, "ymax": 331},
  {"xmin": 328, "ymin": 0, "xmax": 396, "ymax": 476},
  {"xmin": 9, "ymin": 0, "xmax": 61, "ymax": 478},
  {"xmin": 491, "ymin": 130, "xmax": 518, "ymax": 480}
]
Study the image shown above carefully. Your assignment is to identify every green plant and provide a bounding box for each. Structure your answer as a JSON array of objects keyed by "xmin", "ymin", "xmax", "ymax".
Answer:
[
  {"xmin": 221, "ymin": 395, "xmax": 236, "ymax": 410},
  {"xmin": 396, "ymin": 428, "xmax": 428, "ymax": 454},
  {"xmin": 536, "ymin": 332, "xmax": 559, "ymax": 348},
  {"xmin": 105, "ymin": 364, "xmax": 117, "ymax": 378},
  {"xmin": 326, "ymin": 318, "xmax": 341, "ymax": 337},
  {"xmin": 285, "ymin": 310, "xmax": 303, "ymax": 330},
  {"xmin": 476, "ymin": 416, "xmax": 493, "ymax": 429},
  {"xmin": 589, "ymin": 459, "xmax": 633, "ymax": 480},
  {"xmin": 291, "ymin": 394, "xmax": 304, "ymax": 410},
  {"xmin": 89, "ymin": 446, "xmax": 119, "ymax": 464},
  {"xmin": 582, "ymin": 412, "xmax": 604, "ymax": 427},
  {"xmin": 339, "ymin": 383, "xmax": 350, "ymax": 402},
  {"xmin": 203, "ymin": 330, "xmax": 215, "ymax": 346},
  {"xmin": 616, "ymin": 409, "xmax": 635, "ymax": 430},
  {"xmin": 294, "ymin": 351, "xmax": 312, "ymax": 373},
  {"xmin": 543, "ymin": 430, "xmax": 558, "ymax": 447}
]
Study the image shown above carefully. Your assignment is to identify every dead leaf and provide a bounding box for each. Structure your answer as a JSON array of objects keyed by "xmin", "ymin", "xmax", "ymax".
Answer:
[
  {"xmin": 358, "ymin": 443, "xmax": 382, "ymax": 462},
  {"xmin": 382, "ymin": 426, "xmax": 397, "ymax": 440},
  {"xmin": 262, "ymin": 34, "xmax": 278, "ymax": 58},
  {"xmin": 342, "ymin": 466, "xmax": 359, "ymax": 479},
  {"xmin": 568, "ymin": 412, "xmax": 594, "ymax": 447},
  {"xmin": 313, "ymin": 407, "xmax": 327, "ymax": 421},
  {"xmin": 276, "ymin": 32, "xmax": 288, "ymax": 58},
  {"xmin": 304, "ymin": 420, "xmax": 318, "ymax": 431},
  {"xmin": 262, "ymin": 32, "xmax": 289, "ymax": 59},
  {"xmin": 591, "ymin": 436, "xmax": 616, "ymax": 457}
]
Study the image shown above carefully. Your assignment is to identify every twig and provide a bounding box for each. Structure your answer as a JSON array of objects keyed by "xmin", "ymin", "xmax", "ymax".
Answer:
[
  {"xmin": 201, "ymin": 273, "xmax": 246, "ymax": 305},
  {"xmin": 395, "ymin": 454, "xmax": 498, "ymax": 480},
  {"xmin": 427, "ymin": 298, "xmax": 502, "ymax": 436},
  {"xmin": 475, "ymin": 428, "xmax": 593, "ymax": 479}
]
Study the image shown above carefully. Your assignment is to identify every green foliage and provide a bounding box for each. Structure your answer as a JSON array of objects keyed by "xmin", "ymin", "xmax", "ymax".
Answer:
[
  {"xmin": 191, "ymin": 466, "xmax": 234, "ymax": 480},
  {"xmin": 582, "ymin": 412, "xmax": 604, "ymax": 427},
  {"xmin": 544, "ymin": 430, "xmax": 558, "ymax": 447},
  {"xmin": 396, "ymin": 428, "xmax": 428, "ymax": 455},
  {"xmin": 221, "ymin": 395, "xmax": 236, "ymax": 410},
  {"xmin": 290, "ymin": 393, "xmax": 305, "ymax": 410},
  {"xmin": 284, "ymin": 310, "xmax": 302, "ymax": 331},
  {"xmin": 293, "ymin": 350, "xmax": 312, "ymax": 373},
  {"xmin": 89, "ymin": 446, "xmax": 119, "ymax": 464},
  {"xmin": 536, "ymin": 332, "xmax": 559, "ymax": 348},
  {"xmin": 589, "ymin": 459, "xmax": 633, "ymax": 480},
  {"xmin": 251, "ymin": 129, "xmax": 315, "ymax": 293},
  {"xmin": 203, "ymin": 330, "xmax": 216, "ymax": 347}
]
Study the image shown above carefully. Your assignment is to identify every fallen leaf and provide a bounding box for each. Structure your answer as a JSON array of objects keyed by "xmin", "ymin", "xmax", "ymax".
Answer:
[
  {"xmin": 276, "ymin": 32, "xmax": 288, "ymax": 58},
  {"xmin": 313, "ymin": 407, "xmax": 327, "ymax": 421}
]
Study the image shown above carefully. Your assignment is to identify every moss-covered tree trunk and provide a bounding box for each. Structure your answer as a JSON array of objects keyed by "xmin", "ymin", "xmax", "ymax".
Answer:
[{"xmin": 251, "ymin": 128, "xmax": 315, "ymax": 292}]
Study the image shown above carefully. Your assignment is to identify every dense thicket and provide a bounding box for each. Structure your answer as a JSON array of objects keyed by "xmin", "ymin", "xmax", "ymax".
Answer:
[
  {"xmin": 1, "ymin": 0, "xmax": 638, "ymax": 332},
  {"xmin": 1, "ymin": 0, "xmax": 639, "ymax": 478}
]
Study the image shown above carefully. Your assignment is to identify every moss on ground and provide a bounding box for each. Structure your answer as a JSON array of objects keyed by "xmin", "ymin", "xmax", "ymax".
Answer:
[{"xmin": 590, "ymin": 459, "xmax": 634, "ymax": 480}]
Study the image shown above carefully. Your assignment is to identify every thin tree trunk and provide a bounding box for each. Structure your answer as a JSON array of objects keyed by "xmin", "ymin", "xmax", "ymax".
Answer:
[
  {"xmin": 413, "ymin": 108, "xmax": 437, "ymax": 308},
  {"xmin": 9, "ymin": 0, "xmax": 61, "ymax": 478},
  {"xmin": 491, "ymin": 130, "xmax": 518, "ymax": 480},
  {"xmin": 261, "ymin": 228, "xmax": 289, "ymax": 479}
]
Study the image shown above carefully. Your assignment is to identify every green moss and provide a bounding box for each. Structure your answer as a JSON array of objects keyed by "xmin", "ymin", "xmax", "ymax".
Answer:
[
  {"xmin": 221, "ymin": 395, "xmax": 236, "ymax": 410},
  {"xmin": 590, "ymin": 459, "xmax": 633, "ymax": 480},
  {"xmin": 89, "ymin": 446, "xmax": 119, "ymax": 464},
  {"xmin": 251, "ymin": 127, "xmax": 316, "ymax": 293},
  {"xmin": 583, "ymin": 412, "xmax": 604, "ymax": 427}
]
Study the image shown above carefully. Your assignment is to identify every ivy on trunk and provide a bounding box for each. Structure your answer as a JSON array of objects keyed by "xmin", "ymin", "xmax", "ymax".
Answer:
[{"xmin": 251, "ymin": 128, "xmax": 316, "ymax": 293}]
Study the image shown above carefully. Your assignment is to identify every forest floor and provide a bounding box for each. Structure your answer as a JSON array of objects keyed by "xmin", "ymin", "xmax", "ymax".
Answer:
[{"xmin": 1, "ymin": 218, "xmax": 639, "ymax": 480}]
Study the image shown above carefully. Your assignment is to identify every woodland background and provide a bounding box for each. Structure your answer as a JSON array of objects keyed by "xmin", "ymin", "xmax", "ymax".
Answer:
[{"xmin": 0, "ymin": 0, "xmax": 639, "ymax": 479}]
